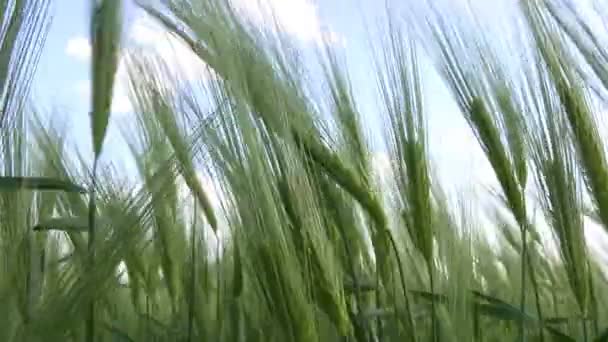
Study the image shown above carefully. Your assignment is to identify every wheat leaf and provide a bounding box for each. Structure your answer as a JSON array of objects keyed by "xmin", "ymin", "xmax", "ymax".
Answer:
[{"xmin": 0, "ymin": 176, "xmax": 85, "ymax": 193}]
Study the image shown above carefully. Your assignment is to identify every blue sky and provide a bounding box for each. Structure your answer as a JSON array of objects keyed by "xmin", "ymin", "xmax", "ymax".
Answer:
[
  {"xmin": 28, "ymin": 0, "xmax": 608, "ymax": 256},
  {"xmin": 31, "ymin": 0, "xmax": 502, "ymax": 191},
  {"xmin": 33, "ymin": 0, "xmax": 139, "ymax": 173}
]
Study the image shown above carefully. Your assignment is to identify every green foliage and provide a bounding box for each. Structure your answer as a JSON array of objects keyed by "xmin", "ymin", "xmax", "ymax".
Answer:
[{"xmin": 2, "ymin": 0, "xmax": 608, "ymax": 341}]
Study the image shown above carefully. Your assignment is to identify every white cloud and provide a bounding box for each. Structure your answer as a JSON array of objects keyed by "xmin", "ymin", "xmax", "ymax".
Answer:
[
  {"xmin": 67, "ymin": 15, "xmax": 202, "ymax": 116},
  {"xmin": 65, "ymin": 36, "xmax": 91, "ymax": 61},
  {"xmin": 232, "ymin": 0, "xmax": 345, "ymax": 46},
  {"xmin": 67, "ymin": 0, "xmax": 344, "ymax": 117},
  {"xmin": 125, "ymin": 1, "xmax": 345, "ymax": 82},
  {"xmin": 111, "ymin": 92, "xmax": 133, "ymax": 114},
  {"xmin": 128, "ymin": 14, "xmax": 216, "ymax": 81},
  {"xmin": 73, "ymin": 79, "xmax": 133, "ymax": 115},
  {"xmin": 370, "ymin": 152, "xmax": 394, "ymax": 190},
  {"xmin": 320, "ymin": 30, "xmax": 347, "ymax": 47}
]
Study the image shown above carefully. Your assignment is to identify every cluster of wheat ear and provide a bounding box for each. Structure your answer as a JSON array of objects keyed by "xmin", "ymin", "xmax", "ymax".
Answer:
[{"xmin": 2, "ymin": 0, "xmax": 608, "ymax": 341}]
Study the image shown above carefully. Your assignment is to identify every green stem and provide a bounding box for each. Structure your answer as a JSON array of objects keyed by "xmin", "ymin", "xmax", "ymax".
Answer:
[
  {"xmin": 551, "ymin": 287, "xmax": 559, "ymax": 318},
  {"xmin": 519, "ymin": 226, "xmax": 527, "ymax": 342},
  {"xmin": 334, "ymin": 206, "xmax": 367, "ymax": 341},
  {"xmin": 145, "ymin": 270, "xmax": 150, "ymax": 341},
  {"xmin": 526, "ymin": 248, "xmax": 544, "ymax": 342},
  {"xmin": 587, "ymin": 261, "xmax": 599, "ymax": 335},
  {"xmin": 216, "ymin": 242, "xmax": 222, "ymax": 336},
  {"xmin": 429, "ymin": 261, "xmax": 438, "ymax": 342},
  {"xmin": 375, "ymin": 276, "xmax": 381, "ymax": 341},
  {"xmin": 519, "ymin": 223, "xmax": 544, "ymax": 342},
  {"xmin": 473, "ymin": 304, "xmax": 481, "ymax": 342},
  {"xmin": 86, "ymin": 158, "xmax": 99, "ymax": 342},
  {"xmin": 188, "ymin": 196, "xmax": 197, "ymax": 342},
  {"xmin": 387, "ymin": 233, "xmax": 417, "ymax": 342}
]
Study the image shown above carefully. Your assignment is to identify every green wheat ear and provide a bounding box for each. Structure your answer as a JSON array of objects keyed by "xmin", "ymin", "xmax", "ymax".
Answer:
[
  {"xmin": 124, "ymin": 56, "xmax": 218, "ymax": 232},
  {"xmin": 90, "ymin": 0, "xmax": 122, "ymax": 159},
  {"xmin": 528, "ymin": 69, "xmax": 590, "ymax": 321},
  {"xmin": 524, "ymin": 0, "xmax": 608, "ymax": 236},
  {"xmin": 0, "ymin": 0, "xmax": 51, "ymax": 127}
]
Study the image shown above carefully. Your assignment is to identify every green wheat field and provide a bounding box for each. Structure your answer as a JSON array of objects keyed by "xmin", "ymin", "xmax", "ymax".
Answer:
[{"xmin": 2, "ymin": 0, "xmax": 608, "ymax": 341}]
